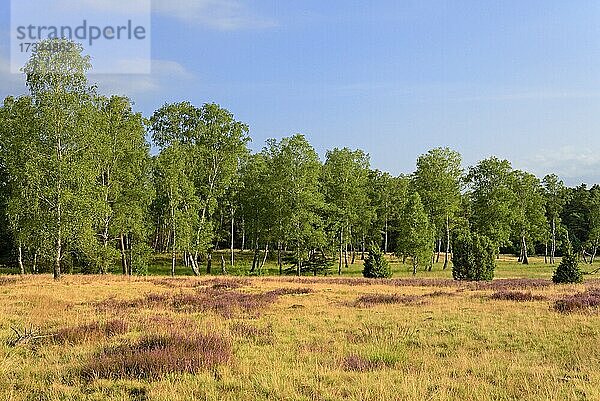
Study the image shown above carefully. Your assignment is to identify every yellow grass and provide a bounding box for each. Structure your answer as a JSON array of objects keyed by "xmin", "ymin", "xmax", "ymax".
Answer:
[{"xmin": 1, "ymin": 273, "xmax": 599, "ymax": 400}]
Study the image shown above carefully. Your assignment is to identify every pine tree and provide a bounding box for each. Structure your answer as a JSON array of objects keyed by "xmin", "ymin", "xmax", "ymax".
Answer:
[
  {"xmin": 552, "ymin": 252, "xmax": 583, "ymax": 284},
  {"xmin": 452, "ymin": 229, "xmax": 496, "ymax": 281},
  {"xmin": 362, "ymin": 244, "xmax": 391, "ymax": 278}
]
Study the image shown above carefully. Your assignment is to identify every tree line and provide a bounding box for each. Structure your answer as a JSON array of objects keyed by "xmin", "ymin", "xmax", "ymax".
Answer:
[{"xmin": 0, "ymin": 40, "xmax": 599, "ymax": 279}]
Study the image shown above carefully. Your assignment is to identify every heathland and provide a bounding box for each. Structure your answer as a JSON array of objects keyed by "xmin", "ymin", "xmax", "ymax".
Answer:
[{"xmin": 2, "ymin": 256, "xmax": 600, "ymax": 401}]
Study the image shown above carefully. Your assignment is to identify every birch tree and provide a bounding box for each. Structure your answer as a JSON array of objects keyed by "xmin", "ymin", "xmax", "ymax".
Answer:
[
  {"xmin": 320, "ymin": 148, "xmax": 370, "ymax": 274},
  {"xmin": 12, "ymin": 39, "xmax": 98, "ymax": 279},
  {"xmin": 542, "ymin": 174, "xmax": 568, "ymax": 264},
  {"xmin": 413, "ymin": 147, "xmax": 462, "ymax": 269}
]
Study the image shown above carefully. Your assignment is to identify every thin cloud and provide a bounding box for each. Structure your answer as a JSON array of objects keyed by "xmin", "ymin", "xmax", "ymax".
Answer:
[
  {"xmin": 521, "ymin": 146, "xmax": 600, "ymax": 185},
  {"xmin": 94, "ymin": 59, "xmax": 194, "ymax": 96},
  {"xmin": 153, "ymin": 0, "xmax": 278, "ymax": 30},
  {"xmin": 27, "ymin": 0, "xmax": 276, "ymax": 30}
]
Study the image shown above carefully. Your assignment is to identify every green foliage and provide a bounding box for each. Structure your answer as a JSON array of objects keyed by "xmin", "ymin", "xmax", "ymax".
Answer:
[
  {"xmin": 264, "ymin": 135, "xmax": 325, "ymax": 275},
  {"xmin": 413, "ymin": 147, "xmax": 463, "ymax": 236},
  {"xmin": 130, "ymin": 242, "xmax": 152, "ymax": 276},
  {"xmin": 362, "ymin": 244, "xmax": 391, "ymax": 278},
  {"xmin": 452, "ymin": 229, "xmax": 496, "ymax": 281},
  {"xmin": 368, "ymin": 171, "xmax": 408, "ymax": 252},
  {"xmin": 552, "ymin": 252, "xmax": 583, "ymax": 284},
  {"xmin": 396, "ymin": 193, "xmax": 433, "ymax": 274},
  {"xmin": 466, "ymin": 157, "xmax": 516, "ymax": 247},
  {"xmin": 5, "ymin": 39, "xmax": 98, "ymax": 279},
  {"xmin": 321, "ymin": 148, "xmax": 371, "ymax": 274},
  {"xmin": 150, "ymin": 101, "xmax": 250, "ymax": 275}
]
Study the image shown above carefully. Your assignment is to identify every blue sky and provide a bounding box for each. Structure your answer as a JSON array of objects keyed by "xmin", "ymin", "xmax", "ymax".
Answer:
[{"xmin": 1, "ymin": 0, "xmax": 599, "ymax": 185}]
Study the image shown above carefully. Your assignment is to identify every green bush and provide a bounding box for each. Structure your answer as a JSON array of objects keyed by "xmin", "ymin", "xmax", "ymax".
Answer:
[
  {"xmin": 552, "ymin": 252, "xmax": 583, "ymax": 284},
  {"xmin": 451, "ymin": 230, "xmax": 495, "ymax": 281},
  {"xmin": 363, "ymin": 244, "xmax": 392, "ymax": 278}
]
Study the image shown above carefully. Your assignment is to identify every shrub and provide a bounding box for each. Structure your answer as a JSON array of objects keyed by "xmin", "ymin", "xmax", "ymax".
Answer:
[
  {"xmin": 552, "ymin": 252, "xmax": 583, "ymax": 284},
  {"xmin": 363, "ymin": 244, "xmax": 392, "ymax": 278},
  {"xmin": 451, "ymin": 229, "xmax": 495, "ymax": 281}
]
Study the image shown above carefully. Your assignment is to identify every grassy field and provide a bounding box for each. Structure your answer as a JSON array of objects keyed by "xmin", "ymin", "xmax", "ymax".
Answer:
[
  {"xmin": 1, "ymin": 257, "xmax": 600, "ymax": 400},
  {"xmin": 146, "ymin": 251, "xmax": 598, "ymax": 280}
]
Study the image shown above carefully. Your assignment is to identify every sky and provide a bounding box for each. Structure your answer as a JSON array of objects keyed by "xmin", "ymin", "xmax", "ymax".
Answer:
[{"xmin": 1, "ymin": 0, "xmax": 599, "ymax": 185}]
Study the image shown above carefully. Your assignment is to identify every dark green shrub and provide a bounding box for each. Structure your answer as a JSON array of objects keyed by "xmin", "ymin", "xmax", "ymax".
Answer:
[
  {"xmin": 451, "ymin": 230, "xmax": 495, "ymax": 281},
  {"xmin": 552, "ymin": 252, "xmax": 583, "ymax": 284},
  {"xmin": 362, "ymin": 245, "xmax": 391, "ymax": 278}
]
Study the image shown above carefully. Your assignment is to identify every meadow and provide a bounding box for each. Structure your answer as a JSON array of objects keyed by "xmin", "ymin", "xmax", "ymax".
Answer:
[{"xmin": 1, "ymin": 256, "xmax": 600, "ymax": 400}]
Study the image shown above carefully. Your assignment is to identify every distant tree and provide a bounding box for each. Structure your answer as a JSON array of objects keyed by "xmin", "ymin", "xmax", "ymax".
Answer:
[
  {"xmin": 587, "ymin": 187, "xmax": 600, "ymax": 264},
  {"xmin": 150, "ymin": 102, "xmax": 250, "ymax": 274},
  {"xmin": 413, "ymin": 147, "xmax": 463, "ymax": 269},
  {"xmin": 152, "ymin": 144, "xmax": 199, "ymax": 276},
  {"xmin": 0, "ymin": 153, "xmax": 12, "ymax": 262},
  {"xmin": 236, "ymin": 153, "xmax": 271, "ymax": 273},
  {"xmin": 321, "ymin": 148, "xmax": 370, "ymax": 274},
  {"xmin": 91, "ymin": 95, "xmax": 153, "ymax": 274},
  {"xmin": 542, "ymin": 174, "xmax": 569, "ymax": 264},
  {"xmin": 362, "ymin": 243, "xmax": 391, "ymax": 278},
  {"xmin": 510, "ymin": 170, "xmax": 547, "ymax": 264},
  {"xmin": 396, "ymin": 192, "xmax": 433, "ymax": 275},
  {"xmin": 368, "ymin": 171, "xmax": 408, "ymax": 255},
  {"xmin": 562, "ymin": 185, "xmax": 592, "ymax": 259},
  {"xmin": 466, "ymin": 157, "xmax": 516, "ymax": 249},
  {"xmin": 451, "ymin": 229, "xmax": 496, "ymax": 281},
  {"xmin": 552, "ymin": 251, "xmax": 583, "ymax": 284},
  {"xmin": 265, "ymin": 135, "xmax": 324, "ymax": 276}
]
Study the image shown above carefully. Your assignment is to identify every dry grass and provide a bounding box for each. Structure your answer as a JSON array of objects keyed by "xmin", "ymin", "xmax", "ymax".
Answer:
[
  {"xmin": 0, "ymin": 273, "xmax": 599, "ymax": 400},
  {"xmin": 54, "ymin": 319, "xmax": 129, "ymax": 344}
]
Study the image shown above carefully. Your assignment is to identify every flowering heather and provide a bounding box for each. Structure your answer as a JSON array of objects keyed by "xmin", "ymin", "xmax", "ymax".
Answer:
[
  {"xmin": 81, "ymin": 332, "xmax": 232, "ymax": 380},
  {"xmin": 264, "ymin": 277, "xmax": 557, "ymax": 291},
  {"xmin": 489, "ymin": 291, "xmax": 547, "ymax": 302},
  {"xmin": 554, "ymin": 288, "xmax": 600, "ymax": 313},
  {"xmin": 354, "ymin": 293, "xmax": 427, "ymax": 307},
  {"xmin": 97, "ymin": 285, "xmax": 312, "ymax": 318}
]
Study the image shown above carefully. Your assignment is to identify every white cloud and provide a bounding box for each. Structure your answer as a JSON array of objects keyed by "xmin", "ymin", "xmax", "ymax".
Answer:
[
  {"xmin": 521, "ymin": 146, "xmax": 600, "ymax": 184},
  {"xmin": 153, "ymin": 0, "xmax": 277, "ymax": 30},
  {"xmin": 93, "ymin": 59, "xmax": 194, "ymax": 96},
  {"xmin": 0, "ymin": 53, "xmax": 194, "ymax": 99}
]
